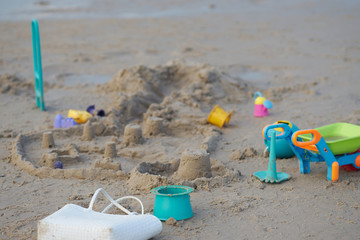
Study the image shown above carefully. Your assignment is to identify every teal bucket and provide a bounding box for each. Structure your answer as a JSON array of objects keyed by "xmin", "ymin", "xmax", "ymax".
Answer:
[
  {"xmin": 151, "ymin": 185, "xmax": 194, "ymax": 221},
  {"xmin": 264, "ymin": 121, "xmax": 299, "ymax": 158}
]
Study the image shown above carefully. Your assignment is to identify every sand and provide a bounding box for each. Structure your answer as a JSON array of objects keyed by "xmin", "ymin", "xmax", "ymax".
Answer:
[{"xmin": 0, "ymin": 0, "xmax": 360, "ymax": 239}]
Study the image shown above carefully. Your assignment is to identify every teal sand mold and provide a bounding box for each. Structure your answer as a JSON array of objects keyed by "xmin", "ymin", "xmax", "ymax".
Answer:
[
  {"xmin": 254, "ymin": 131, "xmax": 290, "ymax": 183},
  {"xmin": 151, "ymin": 185, "xmax": 193, "ymax": 221}
]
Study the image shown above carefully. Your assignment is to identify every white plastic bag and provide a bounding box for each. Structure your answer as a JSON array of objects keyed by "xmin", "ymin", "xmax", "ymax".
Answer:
[{"xmin": 38, "ymin": 188, "xmax": 162, "ymax": 240}]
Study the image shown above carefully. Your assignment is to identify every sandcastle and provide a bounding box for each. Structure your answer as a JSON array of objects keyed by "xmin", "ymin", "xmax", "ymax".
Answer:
[
  {"xmin": 104, "ymin": 141, "xmax": 117, "ymax": 158},
  {"xmin": 82, "ymin": 121, "xmax": 94, "ymax": 141},
  {"xmin": 177, "ymin": 149, "xmax": 212, "ymax": 180},
  {"xmin": 143, "ymin": 117, "xmax": 165, "ymax": 137},
  {"xmin": 94, "ymin": 142, "xmax": 121, "ymax": 171},
  {"xmin": 122, "ymin": 124, "xmax": 144, "ymax": 146},
  {"xmin": 11, "ymin": 122, "xmax": 128, "ymax": 180},
  {"xmin": 40, "ymin": 144, "xmax": 80, "ymax": 168},
  {"xmin": 41, "ymin": 131, "xmax": 55, "ymax": 148},
  {"xmin": 127, "ymin": 154, "xmax": 240, "ymax": 192},
  {"xmin": 10, "ymin": 63, "xmax": 245, "ymax": 190}
]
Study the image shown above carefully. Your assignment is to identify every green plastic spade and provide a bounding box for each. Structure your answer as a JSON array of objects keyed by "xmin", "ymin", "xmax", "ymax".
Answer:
[{"xmin": 254, "ymin": 131, "xmax": 290, "ymax": 183}]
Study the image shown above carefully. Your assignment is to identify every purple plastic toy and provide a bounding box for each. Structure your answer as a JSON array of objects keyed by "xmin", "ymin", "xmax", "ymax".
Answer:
[
  {"xmin": 86, "ymin": 105, "xmax": 105, "ymax": 117},
  {"xmin": 86, "ymin": 105, "xmax": 96, "ymax": 115},
  {"xmin": 54, "ymin": 161, "xmax": 63, "ymax": 169},
  {"xmin": 97, "ymin": 109, "xmax": 105, "ymax": 117},
  {"xmin": 54, "ymin": 114, "xmax": 77, "ymax": 128}
]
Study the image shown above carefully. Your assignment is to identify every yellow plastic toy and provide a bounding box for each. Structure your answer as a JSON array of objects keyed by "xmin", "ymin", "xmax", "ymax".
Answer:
[
  {"xmin": 68, "ymin": 109, "xmax": 92, "ymax": 124},
  {"xmin": 207, "ymin": 105, "xmax": 233, "ymax": 128}
]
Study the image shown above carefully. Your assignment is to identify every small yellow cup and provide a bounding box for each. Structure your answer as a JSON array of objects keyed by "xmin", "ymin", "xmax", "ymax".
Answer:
[
  {"xmin": 68, "ymin": 109, "xmax": 92, "ymax": 124},
  {"xmin": 207, "ymin": 105, "xmax": 234, "ymax": 128}
]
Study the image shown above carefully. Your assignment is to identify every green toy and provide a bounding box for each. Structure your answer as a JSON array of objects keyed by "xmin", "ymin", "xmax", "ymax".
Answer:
[
  {"xmin": 263, "ymin": 122, "xmax": 360, "ymax": 181},
  {"xmin": 254, "ymin": 131, "xmax": 291, "ymax": 183},
  {"xmin": 298, "ymin": 122, "xmax": 360, "ymax": 155},
  {"xmin": 31, "ymin": 19, "xmax": 45, "ymax": 111}
]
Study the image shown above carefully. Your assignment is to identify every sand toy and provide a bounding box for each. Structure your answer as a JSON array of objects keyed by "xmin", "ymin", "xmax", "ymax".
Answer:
[
  {"xmin": 31, "ymin": 19, "xmax": 45, "ymax": 111},
  {"xmin": 87, "ymin": 104, "xmax": 105, "ymax": 117},
  {"xmin": 254, "ymin": 131, "xmax": 291, "ymax": 183},
  {"xmin": 262, "ymin": 122, "xmax": 360, "ymax": 182},
  {"xmin": 207, "ymin": 105, "xmax": 233, "ymax": 128},
  {"xmin": 54, "ymin": 160, "xmax": 63, "ymax": 169},
  {"xmin": 254, "ymin": 92, "xmax": 272, "ymax": 117},
  {"xmin": 54, "ymin": 114, "xmax": 77, "ymax": 128},
  {"xmin": 151, "ymin": 185, "xmax": 194, "ymax": 221},
  {"xmin": 38, "ymin": 188, "xmax": 162, "ymax": 240},
  {"xmin": 263, "ymin": 120, "xmax": 299, "ymax": 158},
  {"xmin": 68, "ymin": 109, "xmax": 92, "ymax": 124}
]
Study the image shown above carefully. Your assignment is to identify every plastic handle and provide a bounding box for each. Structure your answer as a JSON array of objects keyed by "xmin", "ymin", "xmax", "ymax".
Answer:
[
  {"xmin": 292, "ymin": 129, "xmax": 321, "ymax": 150},
  {"xmin": 262, "ymin": 123, "xmax": 291, "ymax": 140},
  {"xmin": 88, "ymin": 188, "xmax": 144, "ymax": 215},
  {"xmin": 254, "ymin": 91, "xmax": 262, "ymax": 100},
  {"xmin": 275, "ymin": 120, "xmax": 292, "ymax": 128}
]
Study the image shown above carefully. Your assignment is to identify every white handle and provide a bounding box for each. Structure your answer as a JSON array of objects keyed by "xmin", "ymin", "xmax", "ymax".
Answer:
[
  {"xmin": 264, "ymin": 146, "xmax": 269, "ymax": 155},
  {"xmin": 88, "ymin": 188, "xmax": 144, "ymax": 215}
]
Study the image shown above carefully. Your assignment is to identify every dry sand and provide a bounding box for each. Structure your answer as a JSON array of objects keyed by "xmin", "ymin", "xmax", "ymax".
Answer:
[{"xmin": 0, "ymin": 0, "xmax": 360, "ymax": 239}]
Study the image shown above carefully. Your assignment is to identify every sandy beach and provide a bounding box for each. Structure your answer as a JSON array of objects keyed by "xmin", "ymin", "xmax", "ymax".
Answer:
[{"xmin": 0, "ymin": 0, "xmax": 359, "ymax": 239}]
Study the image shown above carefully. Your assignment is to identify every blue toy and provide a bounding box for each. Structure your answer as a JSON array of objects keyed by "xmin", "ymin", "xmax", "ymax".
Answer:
[
  {"xmin": 254, "ymin": 130, "xmax": 291, "ymax": 183},
  {"xmin": 86, "ymin": 105, "xmax": 106, "ymax": 117},
  {"xmin": 151, "ymin": 185, "xmax": 193, "ymax": 221},
  {"xmin": 263, "ymin": 120, "xmax": 299, "ymax": 158},
  {"xmin": 262, "ymin": 123, "xmax": 360, "ymax": 182},
  {"xmin": 54, "ymin": 114, "xmax": 77, "ymax": 128},
  {"xmin": 31, "ymin": 19, "xmax": 45, "ymax": 111},
  {"xmin": 54, "ymin": 161, "xmax": 63, "ymax": 169}
]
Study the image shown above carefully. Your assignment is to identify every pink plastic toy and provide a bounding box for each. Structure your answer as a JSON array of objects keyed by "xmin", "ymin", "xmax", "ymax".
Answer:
[{"xmin": 254, "ymin": 92, "xmax": 273, "ymax": 117}]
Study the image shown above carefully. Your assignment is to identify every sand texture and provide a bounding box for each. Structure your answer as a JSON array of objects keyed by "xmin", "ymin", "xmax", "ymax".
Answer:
[{"xmin": 0, "ymin": 0, "xmax": 360, "ymax": 239}]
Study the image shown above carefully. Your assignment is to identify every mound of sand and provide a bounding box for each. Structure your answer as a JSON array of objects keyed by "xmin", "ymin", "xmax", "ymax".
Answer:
[
  {"xmin": 127, "ymin": 157, "xmax": 240, "ymax": 192},
  {"xmin": 99, "ymin": 62, "xmax": 248, "ymax": 129},
  {"xmin": 10, "ymin": 63, "xmax": 244, "ymax": 190}
]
